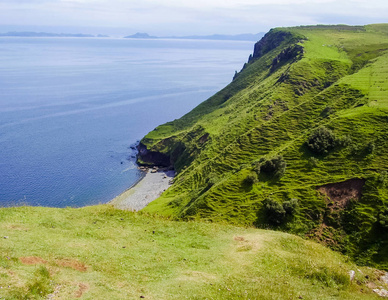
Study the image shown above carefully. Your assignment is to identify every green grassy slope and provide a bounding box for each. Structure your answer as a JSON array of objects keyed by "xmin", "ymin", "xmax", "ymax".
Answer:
[
  {"xmin": 138, "ymin": 24, "xmax": 388, "ymax": 268},
  {"xmin": 1, "ymin": 205, "xmax": 387, "ymax": 299}
]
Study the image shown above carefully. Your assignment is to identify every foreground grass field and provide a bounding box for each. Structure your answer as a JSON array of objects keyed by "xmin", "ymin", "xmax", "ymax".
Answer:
[{"xmin": 0, "ymin": 205, "xmax": 387, "ymax": 299}]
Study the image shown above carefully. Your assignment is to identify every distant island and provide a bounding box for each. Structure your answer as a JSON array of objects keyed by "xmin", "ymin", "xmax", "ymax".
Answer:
[
  {"xmin": 0, "ymin": 32, "xmax": 109, "ymax": 38},
  {"xmin": 124, "ymin": 32, "xmax": 158, "ymax": 39},
  {"xmin": 1, "ymin": 31, "xmax": 263, "ymax": 41},
  {"xmin": 124, "ymin": 32, "xmax": 265, "ymax": 41}
]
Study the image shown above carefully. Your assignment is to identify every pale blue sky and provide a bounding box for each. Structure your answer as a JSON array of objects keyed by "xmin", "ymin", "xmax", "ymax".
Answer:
[{"xmin": 0, "ymin": 0, "xmax": 387, "ymax": 36}]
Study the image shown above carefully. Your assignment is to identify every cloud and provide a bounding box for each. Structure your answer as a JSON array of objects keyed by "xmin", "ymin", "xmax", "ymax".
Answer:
[{"xmin": 0, "ymin": 0, "xmax": 387, "ymax": 35}]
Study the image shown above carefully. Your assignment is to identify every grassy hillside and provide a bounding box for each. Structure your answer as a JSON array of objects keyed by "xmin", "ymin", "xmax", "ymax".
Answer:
[
  {"xmin": 138, "ymin": 24, "xmax": 388, "ymax": 269},
  {"xmin": 1, "ymin": 205, "xmax": 387, "ymax": 299}
]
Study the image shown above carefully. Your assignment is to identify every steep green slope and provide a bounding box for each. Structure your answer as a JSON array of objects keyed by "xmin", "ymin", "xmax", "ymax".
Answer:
[
  {"xmin": 138, "ymin": 24, "xmax": 388, "ymax": 269},
  {"xmin": 0, "ymin": 205, "xmax": 387, "ymax": 299}
]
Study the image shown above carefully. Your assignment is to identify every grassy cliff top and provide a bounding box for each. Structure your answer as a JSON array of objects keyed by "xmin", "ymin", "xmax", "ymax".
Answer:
[
  {"xmin": 0, "ymin": 205, "xmax": 386, "ymax": 299},
  {"xmin": 140, "ymin": 24, "xmax": 388, "ymax": 148},
  {"xmin": 137, "ymin": 24, "xmax": 388, "ymax": 269}
]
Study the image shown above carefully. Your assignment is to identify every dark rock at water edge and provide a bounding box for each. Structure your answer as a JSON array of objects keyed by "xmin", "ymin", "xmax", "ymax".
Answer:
[{"xmin": 137, "ymin": 143, "xmax": 172, "ymax": 168}]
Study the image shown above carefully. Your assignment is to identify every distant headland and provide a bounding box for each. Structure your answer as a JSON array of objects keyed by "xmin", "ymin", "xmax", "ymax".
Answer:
[
  {"xmin": 124, "ymin": 32, "xmax": 265, "ymax": 41},
  {"xmin": 0, "ymin": 31, "xmax": 264, "ymax": 41}
]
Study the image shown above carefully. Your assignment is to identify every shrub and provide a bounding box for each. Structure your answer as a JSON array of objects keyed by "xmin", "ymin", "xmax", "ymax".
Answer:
[
  {"xmin": 307, "ymin": 126, "xmax": 336, "ymax": 154},
  {"xmin": 321, "ymin": 106, "xmax": 334, "ymax": 118},
  {"xmin": 264, "ymin": 198, "xmax": 299, "ymax": 225},
  {"xmin": 337, "ymin": 135, "xmax": 352, "ymax": 147},
  {"xmin": 264, "ymin": 198, "xmax": 286, "ymax": 225},
  {"xmin": 307, "ymin": 157, "xmax": 319, "ymax": 168},
  {"xmin": 283, "ymin": 198, "xmax": 299, "ymax": 215},
  {"xmin": 261, "ymin": 155, "xmax": 286, "ymax": 178},
  {"xmin": 244, "ymin": 172, "xmax": 258, "ymax": 185},
  {"xmin": 349, "ymin": 143, "xmax": 360, "ymax": 156},
  {"xmin": 366, "ymin": 141, "xmax": 375, "ymax": 154}
]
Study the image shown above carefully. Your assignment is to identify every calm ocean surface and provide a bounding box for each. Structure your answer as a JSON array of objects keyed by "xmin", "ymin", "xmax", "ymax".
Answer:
[{"xmin": 0, "ymin": 37, "xmax": 253, "ymax": 207}]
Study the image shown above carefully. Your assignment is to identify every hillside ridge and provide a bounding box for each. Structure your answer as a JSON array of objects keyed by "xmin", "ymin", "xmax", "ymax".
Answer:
[{"xmin": 137, "ymin": 24, "xmax": 388, "ymax": 269}]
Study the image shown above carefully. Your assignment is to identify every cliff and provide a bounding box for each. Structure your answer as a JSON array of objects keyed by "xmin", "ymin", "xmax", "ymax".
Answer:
[{"xmin": 137, "ymin": 24, "xmax": 388, "ymax": 269}]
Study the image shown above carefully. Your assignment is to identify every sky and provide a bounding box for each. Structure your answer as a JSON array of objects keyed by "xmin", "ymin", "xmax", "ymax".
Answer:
[{"xmin": 0, "ymin": 0, "xmax": 387, "ymax": 36}]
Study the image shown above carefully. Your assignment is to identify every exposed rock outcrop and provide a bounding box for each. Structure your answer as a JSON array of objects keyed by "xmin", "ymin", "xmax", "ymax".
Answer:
[
  {"xmin": 137, "ymin": 143, "xmax": 171, "ymax": 167},
  {"xmin": 249, "ymin": 29, "xmax": 304, "ymax": 63},
  {"xmin": 249, "ymin": 30, "xmax": 293, "ymax": 62},
  {"xmin": 270, "ymin": 44, "xmax": 304, "ymax": 72}
]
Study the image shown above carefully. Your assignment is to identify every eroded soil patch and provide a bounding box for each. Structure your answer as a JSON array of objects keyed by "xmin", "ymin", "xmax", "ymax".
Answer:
[
  {"xmin": 74, "ymin": 282, "xmax": 89, "ymax": 298},
  {"xmin": 19, "ymin": 256, "xmax": 88, "ymax": 272},
  {"xmin": 56, "ymin": 259, "xmax": 88, "ymax": 272},
  {"xmin": 317, "ymin": 178, "xmax": 365, "ymax": 211},
  {"xmin": 19, "ymin": 256, "xmax": 48, "ymax": 265}
]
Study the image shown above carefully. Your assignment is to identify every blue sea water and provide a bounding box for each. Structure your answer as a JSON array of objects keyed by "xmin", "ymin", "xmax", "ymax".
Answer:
[{"xmin": 0, "ymin": 37, "xmax": 253, "ymax": 207}]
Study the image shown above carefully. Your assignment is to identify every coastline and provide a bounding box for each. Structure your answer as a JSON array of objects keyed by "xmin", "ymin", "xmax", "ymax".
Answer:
[{"xmin": 109, "ymin": 167, "xmax": 175, "ymax": 211}]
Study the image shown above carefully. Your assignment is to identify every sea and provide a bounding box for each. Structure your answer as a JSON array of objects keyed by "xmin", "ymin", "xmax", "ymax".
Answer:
[{"xmin": 0, "ymin": 37, "xmax": 254, "ymax": 207}]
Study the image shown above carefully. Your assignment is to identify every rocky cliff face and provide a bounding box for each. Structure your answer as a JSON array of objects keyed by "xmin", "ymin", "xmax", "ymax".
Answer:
[
  {"xmin": 248, "ymin": 29, "xmax": 304, "ymax": 62},
  {"xmin": 137, "ymin": 143, "xmax": 171, "ymax": 167},
  {"xmin": 249, "ymin": 30, "xmax": 292, "ymax": 61},
  {"xmin": 137, "ymin": 124, "xmax": 208, "ymax": 171}
]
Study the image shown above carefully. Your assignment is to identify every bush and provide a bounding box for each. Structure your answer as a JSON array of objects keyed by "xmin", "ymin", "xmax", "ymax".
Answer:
[
  {"xmin": 283, "ymin": 198, "xmax": 299, "ymax": 215},
  {"xmin": 264, "ymin": 198, "xmax": 286, "ymax": 225},
  {"xmin": 337, "ymin": 135, "xmax": 352, "ymax": 147},
  {"xmin": 349, "ymin": 143, "xmax": 360, "ymax": 155},
  {"xmin": 261, "ymin": 155, "xmax": 287, "ymax": 178},
  {"xmin": 321, "ymin": 106, "xmax": 334, "ymax": 118},
  {"xmin": 366, "ymin": 141, "xmax": 375, "ymax": 154},
  {"xmin": 264, "ymin": 198, "xmax": 299, "ymax": 225},
  {"xmin": 307, "ymin": 157, "xmax": 319, "ymax": 168},
  {"xmin": 307, "ymin": 126, "xmax": 336, "ymax": 154},
  {"xmin": 244, "ymin": 172, "xmax": 258, "ymax": 185}
]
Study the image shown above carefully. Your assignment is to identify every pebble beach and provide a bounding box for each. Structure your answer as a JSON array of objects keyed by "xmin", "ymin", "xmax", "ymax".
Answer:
[{"xmin": 109, "ymin": 168, "xmax": 175, "ymax": 211}]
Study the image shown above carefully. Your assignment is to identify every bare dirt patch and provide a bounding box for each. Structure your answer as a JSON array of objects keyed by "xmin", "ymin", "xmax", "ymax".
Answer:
[
  {"xmin": 19, "ymin": 256, "xmax": 88, "ymax": 273},
  {"xmin": 317, "ymin": 178, "xmax": 365, "ymax": 211},
  {"xmin": 19, "ymin": 256, "xmax": 48, "ymax": 265},
  {"xmin": 56, "ymin": 259, "xmax": 88, "ymax": 272},
  {"xmin": 74, "ymin": 283, "xmax": 89, "ymax": 298}
]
